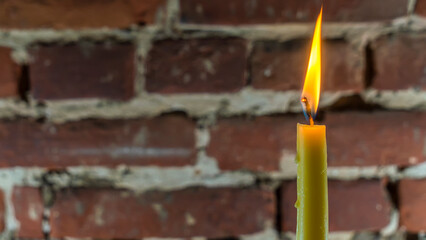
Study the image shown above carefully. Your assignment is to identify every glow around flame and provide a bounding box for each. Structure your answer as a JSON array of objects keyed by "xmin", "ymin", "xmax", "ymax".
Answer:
[{"xmin": 301, "ymin": 7, "xmax": 322, "ymax": 120}]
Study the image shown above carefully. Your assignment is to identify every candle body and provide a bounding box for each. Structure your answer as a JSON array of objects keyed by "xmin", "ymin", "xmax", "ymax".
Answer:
[{"xmin": 296, "ymin": 123, "xmax": 328, "ymax": 240}]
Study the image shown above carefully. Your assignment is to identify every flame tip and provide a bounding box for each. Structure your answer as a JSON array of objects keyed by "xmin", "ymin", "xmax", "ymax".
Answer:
[{"xmin": 301, "ymin": 8, "xmax": 322, "ymax": 118}]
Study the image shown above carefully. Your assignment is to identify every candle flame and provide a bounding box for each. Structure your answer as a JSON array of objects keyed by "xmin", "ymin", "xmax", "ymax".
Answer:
[{"xmin": 301, "ymin": 7, "xmax": 322, "ymax": 123}]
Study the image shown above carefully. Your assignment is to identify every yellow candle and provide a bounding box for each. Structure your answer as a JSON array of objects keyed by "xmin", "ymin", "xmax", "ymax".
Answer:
[
  {"xmin": 296, "ymin": 124, "xmax": 328, "ymax": 240},
  {"xmin": 295, "ymin": 7, "xmax": 328, "ymax": 240}
]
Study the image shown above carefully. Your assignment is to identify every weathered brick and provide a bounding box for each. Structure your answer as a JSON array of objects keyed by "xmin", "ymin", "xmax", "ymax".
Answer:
[
  {"xmin": 0, "ymin": 47, "xmax": 20, "ymax": 97},
  {"xmin": 415, "ymin": 0, "xmax": 426, "ymax": 16},
  {"xmin": 208, "ymin": 112, "xmax": 425, "ymax": 170},
  {"xmin": 207, "ymin": 116, "xmax": 300, "ymax": 172},
  {"xmin": 50, "ymin": 187, "xmax": 275, "ymax": 239},
  {"xmin": 281, "ymin": 180, "xmax": 392, "ymax": 232},
  {"xmin": 12, "ymin": 187, "xmax": 44, "ymax": 238},
  {"xmin": 146, "ymin": 38, "xmax": 247, "ymax": 93},
  {"xmin": 371, "ymin": 34, "xmax": 426, "ymax": 90},
  {"xmin": 324, "ymin": 0, "xmax": 409, "ymax": 22},
  {"xmin": 0, "ymin": 115, "xmax": 196, "ymax": 168},
  {"xmin": 29, "ymin": 43, "xmax": 135, "ymax": 100},
  {"xmin": 326, "ymin": 112, "xmax": 426, "ymax": 166},
  {"xmin": 399, "ymin": 179, "xmax": 426, "ymax": 232},
  {"xmin": 180, "ymin": 0, "xmax": 408, "ymax": 24},
  {"xmin": 250, "ymin": 40, "xmax": 363, "ymax": 91},
  {"xmin": 0, "ymin": 0, "xmax": 165, "ymax": 29}
]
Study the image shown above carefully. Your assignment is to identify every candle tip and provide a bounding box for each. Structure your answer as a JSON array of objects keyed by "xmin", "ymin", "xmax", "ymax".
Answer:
[{"xmin": 301, "ymin": 97, "xmax": 315, "ymax": 125}]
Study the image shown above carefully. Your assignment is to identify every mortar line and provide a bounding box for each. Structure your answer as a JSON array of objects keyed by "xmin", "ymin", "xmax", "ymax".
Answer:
[
  {"xmin": 0, "ymin": 18, "xmax": 424, "ymax": 53},
  {"xmin": 408, "ymin": 0, "xmax": 417, "ymax": 15}
]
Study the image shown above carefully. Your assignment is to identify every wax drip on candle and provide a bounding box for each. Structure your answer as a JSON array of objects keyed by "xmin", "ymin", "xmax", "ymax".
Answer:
[{"xmin": 301, "ymin": 97, "xmax": 314, "ymax": 126}]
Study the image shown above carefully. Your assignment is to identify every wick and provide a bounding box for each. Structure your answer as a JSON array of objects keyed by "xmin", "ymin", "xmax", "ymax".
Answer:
[{"xmin": 301, "ymin": 97, "xmax": 314, "ymax": 126}]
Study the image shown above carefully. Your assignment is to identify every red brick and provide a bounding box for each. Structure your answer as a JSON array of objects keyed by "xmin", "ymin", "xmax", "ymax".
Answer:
[
  {"xmin": 0, "ymin": 0, "xmax": 165, "ymax": 29},
  {"xmin": 180, "ymin": 0, "xmax": 408, "ymax": 24},
  {"xmin": 250, "ymin": 40, "xmax": 363, "ymax": 92},
  {"xmin": 146, "ymin": 38, "xmax": 247, "ymax": 93},
  {"xmin": 326, "ymin": 112, "xmax": 426, "ymax": 166},
  {"xmin": 29, "ymin": 43, "xmax": 135, "ymax": 100},
  {"xmin": 208, "ymin": 112, "xmax": 425, "ymax": 170},
  {"xmin": 207, "ymin": 116, "xmax": 301, "ymax": 172},
  {"xmin": 0, "ymin": 47, "xmax": 20, "ymax": 97},
  {"xmin": 50, "ymin": 187, "xmax": 275, "ymax": 239},
  {"xmin": 0, "ymin": 115, "xmax": 196, "ymax": 168},
  {"xmin": 281, "ymin": 180, "xmax": 392, "ymax": 232},
  {"xmin": 415, "ymin": 0, "xmax": 426, "ymax": 16},
  {"xmin": 371, "ymin": 34, "xmax": 426, "ymax": 90},
  {"xmin": 399, "ymin": 179, "xmax": 426, "ymax": 232},
  {"xmin": 324, "ymin": 0, "xmax": 409, "ymax": 22},
  {"xmin": 12, "ymin": 187, "xmax": 44, "ymax": 238}
]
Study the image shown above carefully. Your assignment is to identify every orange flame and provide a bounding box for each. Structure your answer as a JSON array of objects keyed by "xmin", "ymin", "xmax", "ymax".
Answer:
[{"xmin": 301, "ymin": 7, "xmax": 322, "ymax": 121}]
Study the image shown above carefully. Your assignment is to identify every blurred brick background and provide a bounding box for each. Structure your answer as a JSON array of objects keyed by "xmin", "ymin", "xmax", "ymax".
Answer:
[{"xmin": 0, "ymin": 0, "xmax": 424, "ymax": 240}]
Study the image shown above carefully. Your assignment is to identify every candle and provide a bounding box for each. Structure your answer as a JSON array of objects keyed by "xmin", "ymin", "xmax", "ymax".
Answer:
[{"xmin": 296, "ymin": 8, "xmax": 328, "ymax": 240}]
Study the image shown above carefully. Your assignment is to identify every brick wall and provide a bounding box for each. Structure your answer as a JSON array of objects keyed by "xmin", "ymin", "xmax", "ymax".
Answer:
[{"xmin": 0, "ymin": 1, "xmax": 424, "ymax": 240}]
